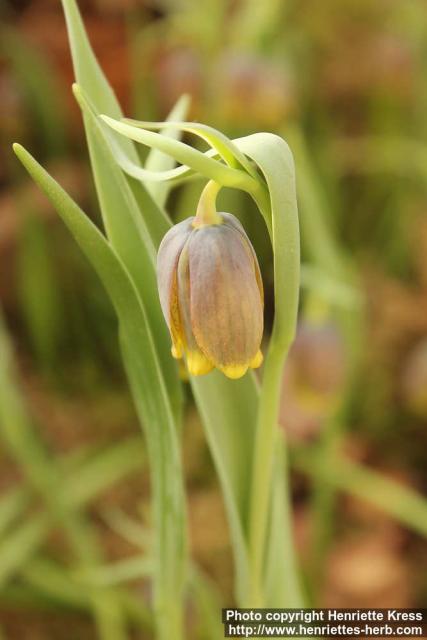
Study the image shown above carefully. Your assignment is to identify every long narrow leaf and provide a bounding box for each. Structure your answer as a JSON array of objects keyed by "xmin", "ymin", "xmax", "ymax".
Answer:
[
  {"xmin": 190, "ymin": 372, "xmax": 258, "ymax": 602},
  {"xmin": 0, "ymin": 309, "xmax": 128, "ymax": 639},
  {"xmin": 60, "ymin": 0, "xmax": 137, "ymax": 162},
  {"xmin": 101, "ymin": 116, "xmax": 258, "ymax": 190},
  {"xmin": 13, "ymin": 144, "xmax": 187, "ymax": 637},
  {"xmin": 125, "ymin": 118, "xmax": 259, "ymax": 178},
  {"xmin": 294, "ymin": 447, "xmax": 427, "ymax": 538},
  {"xmin": 73, "ymin": 84, "xmax": 182, "ymax": 419},
  {"xmin": 144, "ymin": 95, "xmax": 191, "ymax": 206},
  {"xmin": 0, "ymin": 438, "xmax": 144, "ymax": 584},
  {"xmin": 233, "ymin": 133, "xmax": 304, "ymax": 606}
]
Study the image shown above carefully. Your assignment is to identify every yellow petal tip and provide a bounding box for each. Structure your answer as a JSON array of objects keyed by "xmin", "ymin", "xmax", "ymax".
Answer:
[
  {"xmin": 186, "ymin": 351, "xmax": 214, "ymax": 376},
  {"xmin": 171, "ymin": 343, "xmax": 183, "ymax": 359},
  {"xmin": 221, "ymin": 364, "xmax": 249, "ymax": 379},
  {"xmin": 250, "ymin": 350, "xmax": 263, "ymax": 369}
]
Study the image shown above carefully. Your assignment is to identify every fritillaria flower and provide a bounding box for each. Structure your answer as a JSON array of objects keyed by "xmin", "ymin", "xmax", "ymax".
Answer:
[{"xmin": 157, "ymin": 205, "xmax": 264, "ymax": 379}]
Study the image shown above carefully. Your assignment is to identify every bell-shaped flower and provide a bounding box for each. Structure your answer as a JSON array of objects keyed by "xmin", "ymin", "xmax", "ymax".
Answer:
[{"xmin": 157, "ymin": 212, "xmax": 264, "ymax": 379}]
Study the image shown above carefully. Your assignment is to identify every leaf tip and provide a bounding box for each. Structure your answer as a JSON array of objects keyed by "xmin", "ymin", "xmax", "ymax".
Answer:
[
  {"xmin": 177, "ymin": 93, "xmax": 191, "ymax": 110},
  {"xmin": 12, "ymin": 142, "xmax": 25, "ymax": 159},
  {"xmin": 12, "ymin": 143, "xmax": 34, "ymax": 176}
]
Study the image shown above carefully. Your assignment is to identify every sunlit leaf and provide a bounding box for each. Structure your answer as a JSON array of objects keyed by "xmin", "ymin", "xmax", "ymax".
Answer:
[
  {"xmin": 124, "ymin": 117, "xmax": 258, "ymax": 178},
  {"xmin": 101, "ymin": 116, "xmax": 258, "ymax": 190},
  {"xmin": 144, "ymin": 95, "xmax": 191, "ymax": 206},
  {"xmin": 73, "ymin": 84, "xmax": 182, "ymax": 419},
  {"xmin": 60, "ymin": 0, "xmax": 138, "ymax": 161}
]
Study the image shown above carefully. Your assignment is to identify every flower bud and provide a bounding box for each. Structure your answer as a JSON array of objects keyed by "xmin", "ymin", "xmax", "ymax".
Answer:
[{"xmin": 157, "ymin": 212, "xmax": 264, "ymax": 379}]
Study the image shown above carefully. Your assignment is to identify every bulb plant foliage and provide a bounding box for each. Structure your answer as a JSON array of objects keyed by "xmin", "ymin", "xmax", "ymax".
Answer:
[{"xmin": 13, "ymin": 0, "xmax": 304, "ymax": 637}]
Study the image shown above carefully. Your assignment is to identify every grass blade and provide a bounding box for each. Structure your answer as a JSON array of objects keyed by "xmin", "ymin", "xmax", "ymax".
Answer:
[
  {"xmin": 294, "ymin": 447, "xmax": 427, "ymax": 539},
  {"xmin": 0, "ymin": 309, "xmax": 128, "ymax": 640}
]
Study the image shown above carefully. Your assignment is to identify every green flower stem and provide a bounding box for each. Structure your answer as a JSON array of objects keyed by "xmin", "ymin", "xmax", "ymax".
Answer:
[
  {"xmin": 248, "ymin": 338, "xmax": 292, "ymax": 606},
  {"xmin": 193, "ymin": 180, "xmax": 222, "ymax": 227}
]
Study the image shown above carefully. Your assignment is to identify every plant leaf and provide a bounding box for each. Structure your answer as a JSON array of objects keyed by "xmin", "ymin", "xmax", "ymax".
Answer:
[
  {"xmin": 0, "ymin": 307, "xmax": 129, "ymax": 640},
  {"xmin": 111, "ymin": 147, "xmax": 222, "ymax": 186},
  {"xmin": 60, "ymin": 0, "xmax": 138, "ymax": 162},
  {"xmin": 13, "ymin": 144, "xmax": 187, "ymax": 634},
  {"xmin": 264, "ymin": 436, "xmax": 304, "ymax": 606},
  {"xmin": 293, "ymin": 446, "xmax": 427, "ymax": 538},
  {"xmin": 61, "ymin": 0, "xmax": 173, "ymax": 238},
  {"xmin": 232, "ymin": 133, "xmax": 304, "ymax": 606},
  {"xmin": 234, "ymin": 133, "xmax": 300, "ymax": 348},
  {"xmin": 101, "ymin": 116, "xmax": 258, "ymax": 190},
  {"xmin": 73, "ymin": 84, "xmax": 182, "ymax": 419},
  {"xmin": 190, "ymin": 371, "xmax": 258, "ymax": 602},
  {"xmin": 144, "ymin": 95, "xmax": 190, "ymax": 206},
  {"xmin": 124, "ymin": 118, "xmax": 258, "ymax": 178}
]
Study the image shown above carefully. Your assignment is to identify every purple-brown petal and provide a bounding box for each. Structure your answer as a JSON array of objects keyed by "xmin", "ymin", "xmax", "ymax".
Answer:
[
  {"xmin": 177, "ymin": 244, "xmax": 214, "ymax": 375},
  {"xmin": 187, "ymin": 223, "xmax": 263, "ymax": 369},
  {"xmin": 221, "ymin": 212, "xmax": 264, "ymax": 302},
  {"xmin": 156, "ymin": 218, "xmax": 194, "ymax": 330}
]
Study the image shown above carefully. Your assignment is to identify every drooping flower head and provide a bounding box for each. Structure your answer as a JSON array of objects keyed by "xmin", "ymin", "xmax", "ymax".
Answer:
[{"xmin": 157, "ymin": 209, "xmax": 264, "ymax": 379}]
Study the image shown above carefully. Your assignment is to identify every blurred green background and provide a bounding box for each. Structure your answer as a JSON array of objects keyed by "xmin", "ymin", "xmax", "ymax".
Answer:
[{"xmin": 1, "ymin": 0, "xmax": 427, "ymax": 637}]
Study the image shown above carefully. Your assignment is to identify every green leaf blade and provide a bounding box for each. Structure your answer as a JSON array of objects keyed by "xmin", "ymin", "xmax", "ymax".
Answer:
[
  {"xmin": 73, "ymin": 84, "xmax": 182, "ymax": 422},
  {"xmin": 101, "ymin": 116, "xmax": 257, "ymax": 189},
  {"xmin": 60, "ymin": 0, "xmax": 138, "ymax": 162},
  {"xmin": 144, "ymin": 95, "xmax": 191, "ymax": 206},
  {"xmin": 13, "ymin": 144, "xmax": 187, "ymax": 636}
]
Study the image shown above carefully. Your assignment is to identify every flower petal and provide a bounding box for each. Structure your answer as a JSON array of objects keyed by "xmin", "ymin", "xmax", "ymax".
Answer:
[
  {"xmin": 186, "ymin": 350, "xmax": 214, "ymax": 376},
  {"xmin": 219, "ymin": 363, "xmax": 249, "ymax": 379},
  {"xmin": 157, "ymin": 218, "xmax": 193, "ymax": 354},
  {"xmin": 177, "ymin": 242, "xmax": 214, "ymax": 376},
  {"xmin": 188, "ymin": 223, "xmax": 264, "ymax": 369},
  {"xmin": 157, "ymin": 218, "xmax": 194, "ymax": 328},
  {"xmin": 221, "ymin": 212, "xmax": 264, "ymax": 302},
  {"xmin": 250, "ymin": 349, "xmax": 263, "ymax": 369}
]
